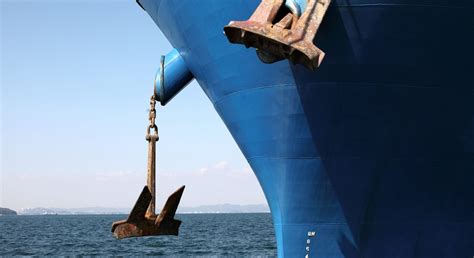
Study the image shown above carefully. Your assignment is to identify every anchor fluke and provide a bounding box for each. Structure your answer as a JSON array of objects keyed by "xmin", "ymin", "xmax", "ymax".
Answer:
[
  {"xmin": 154, "ymin": 185, "xmax": 185, "ymax": 234},
  {"xmin": 155, "ymin": 185, "xmax": 185, "ymax": 226},
  {"xmin": 127, "ymin": 185, "xmax": 152, "ymax": 223},
  {"xmin": 111, "ymin": 185, "xmax": 185, "ymax": 239}
]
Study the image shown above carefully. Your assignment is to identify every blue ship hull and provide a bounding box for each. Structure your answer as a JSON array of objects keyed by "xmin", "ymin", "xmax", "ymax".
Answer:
[{"xmin": 137, "ymin": 0, "xmax": 474, "ymax": 257}]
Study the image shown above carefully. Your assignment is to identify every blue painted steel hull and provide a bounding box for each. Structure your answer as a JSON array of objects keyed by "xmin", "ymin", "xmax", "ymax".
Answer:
[{"xmin": 137, "ymin": 0, "xmax": 474, "ymax": 257}]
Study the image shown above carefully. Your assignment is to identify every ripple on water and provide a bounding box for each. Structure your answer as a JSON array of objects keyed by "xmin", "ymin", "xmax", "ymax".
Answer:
[{"xmin": 0, "ymin": 214, "xmax": 276, "ymax": 256}]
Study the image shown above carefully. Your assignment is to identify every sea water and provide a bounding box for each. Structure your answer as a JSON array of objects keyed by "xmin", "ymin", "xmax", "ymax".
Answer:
[{"xmin": 0, "ymin": 213, "xmax": 276, "ymax": 256}]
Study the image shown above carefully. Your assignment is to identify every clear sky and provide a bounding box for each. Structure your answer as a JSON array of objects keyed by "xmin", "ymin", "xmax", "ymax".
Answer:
[{"xmin": 1, "ymin": 0, "xmax": 266, "ymax": 211}]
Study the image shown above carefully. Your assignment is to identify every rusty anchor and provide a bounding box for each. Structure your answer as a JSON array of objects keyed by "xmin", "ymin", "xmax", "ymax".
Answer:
[
  {"xmin": 112, "ymin": 89, "xmax": 185, "ymax": 239},
  {"xmin": 224, "ymin": 0, "xmax": 332, "ymax": 70}
]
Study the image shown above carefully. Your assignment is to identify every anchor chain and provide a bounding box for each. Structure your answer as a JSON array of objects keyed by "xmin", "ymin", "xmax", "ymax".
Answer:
[
  {"xmin": 111, "ymin": 54, "xmax": 185, "ymax": 239},
  {"xmin": 148, "ymin": 95, "xmax": 158, "ymax": 132},
  {"xmin": 145, "ymin": 94, "xmax": 159, "ymax": 218}
]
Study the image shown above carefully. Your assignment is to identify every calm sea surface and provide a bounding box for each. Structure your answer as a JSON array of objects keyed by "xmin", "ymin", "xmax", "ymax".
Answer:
[{"xmin": 0, "ymin": 213, "xmax": 276, "ymax": 256}]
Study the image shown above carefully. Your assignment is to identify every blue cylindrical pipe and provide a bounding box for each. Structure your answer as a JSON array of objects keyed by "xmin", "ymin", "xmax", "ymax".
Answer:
[
  {"xmin": 155, "ymin": 49, "xmax": 194, "ymax": 105},
  {"xmin": 285, "ymin": 0, "xmax": 307, "ymax": 17}
]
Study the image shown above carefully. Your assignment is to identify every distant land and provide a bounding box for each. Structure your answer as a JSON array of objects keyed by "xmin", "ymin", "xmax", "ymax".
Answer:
[
  {"xmin": 18, "ymin": 204, "xmax": 270, "ymax": 215},
  {"xmin": 0, "ymin": 207, "xmax": 18, "ymax": 216},
  {"xmin": 179, "ymin": 204, "xmax": 269, "ymax": 214},
  {"xmin": 18, "ymin": 207, "xmax": 129, "ymax": 215}
]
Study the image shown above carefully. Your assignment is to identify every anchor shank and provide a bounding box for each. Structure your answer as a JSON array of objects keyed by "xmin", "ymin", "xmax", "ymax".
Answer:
[
  {"xmin": 146, "ymin": 133, "xmax": 158, "ymax": 217},
  {"xmin": 112, "ymin": 93, "xmax": 185, "ymax": 239}
]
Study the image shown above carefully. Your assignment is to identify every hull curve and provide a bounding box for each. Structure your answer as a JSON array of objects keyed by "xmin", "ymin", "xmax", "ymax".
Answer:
[{"xmin": 137, "ymin": 0, "xmax": 474, "ymax": 257}]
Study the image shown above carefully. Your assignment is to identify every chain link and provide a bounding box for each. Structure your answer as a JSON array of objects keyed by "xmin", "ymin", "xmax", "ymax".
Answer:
[
  {"xmin": 146, "ymin": 94, "xmax": 159, "ymax": 141},
  {"xmin": 149, "ymin": 95, "xmax": 156, "ymax": 127}
]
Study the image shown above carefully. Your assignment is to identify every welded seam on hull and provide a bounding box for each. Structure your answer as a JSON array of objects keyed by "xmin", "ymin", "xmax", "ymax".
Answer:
[
  {"xmin": 212, "ymin": 83, "xmax": 297, "ymax": 106},
  {"xmin": 248, "ymin": 156, "xmax": 321, "ymax": 160},
  {"xmin": 295, "ymin": 82, "xmax": 450, "ymax": 89},
  {"xmin": 275, "ymin": 221, "xmax": 474, "ymax": 227},
  {"xmin": 246, "ymin": 155, "xmax": 474, "ymax": 160},
  {"xmin": 297, "ymin": 82, "xmax": 474, "ymax": 93},
  {"xmin": 274, "ymin": 222, "xmax": 350, "ymax": 226},
  {"xmin": 337, "ymin": 3, "xmax": 474, "ymax": 9},
  {"xmin": 213, "ymin": 81, "xmax": 461, "ymax": 107}
]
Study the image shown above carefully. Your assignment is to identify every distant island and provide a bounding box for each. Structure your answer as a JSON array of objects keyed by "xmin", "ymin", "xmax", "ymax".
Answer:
[
  {"xmin": 0, "ymin": 207, "xmax": 18, "ymax": 215},
  {"xmin": 179, "ymin": 204, "xmax": 270, "ymax": 214},
  {"xmin": 18, "ymin": 204, "xmax": 269, "ymax": 215}
]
